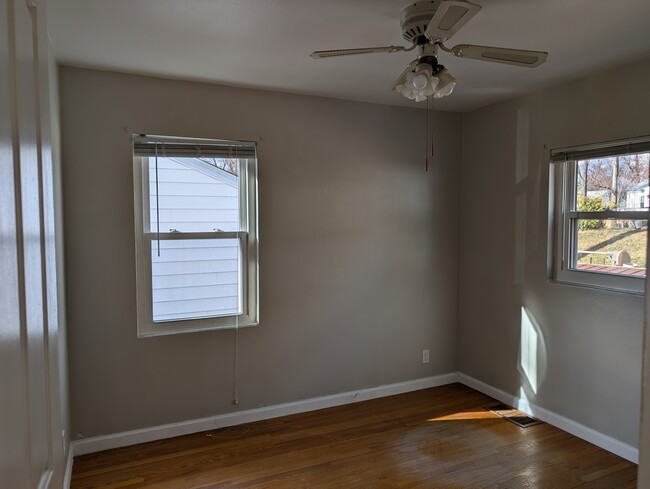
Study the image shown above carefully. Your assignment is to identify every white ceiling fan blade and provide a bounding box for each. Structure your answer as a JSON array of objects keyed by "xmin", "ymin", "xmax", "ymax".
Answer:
[
  {"xmin": 390, "ymin": 60, "xmax": 418, "ymax": 91},
  {"xmin": 449, "ymin": 44, "xmax": 548, "ymax": 68},
  {"xmin": 310, "ymin": 45, "xmax": 408, "ymax": 59},
  {"xmin": 425, "ymin": 0, "xmax": 481, "ymax": 42}
]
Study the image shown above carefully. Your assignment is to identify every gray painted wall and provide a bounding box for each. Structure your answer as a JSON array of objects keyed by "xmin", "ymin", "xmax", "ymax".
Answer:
[
  {"xmin": 459, "ymin": 60, "xmax": 650, "ymax": 447},
  {"xmin": 59, "ymin": 67, "xmax": 462, "ymax": 438}
]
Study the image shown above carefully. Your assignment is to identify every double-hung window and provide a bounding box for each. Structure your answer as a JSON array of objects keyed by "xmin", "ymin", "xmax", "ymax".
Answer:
[
  {"xmin": 133, "ymin": 135, "xmax": 258, "ymax": 336},
  {"xmin": 550, "ymin": 137, "xmax": 650, "ymax": 294}
]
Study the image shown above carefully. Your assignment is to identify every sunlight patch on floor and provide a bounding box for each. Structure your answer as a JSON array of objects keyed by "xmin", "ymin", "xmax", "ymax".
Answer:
[{"xmin": 427, "ymin": 411, "xmax": 499, "ymax": 422}]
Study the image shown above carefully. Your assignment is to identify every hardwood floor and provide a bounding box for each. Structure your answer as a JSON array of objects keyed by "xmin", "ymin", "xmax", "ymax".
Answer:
[{"xmin": 71, "ymin": 384, "xmax": 637, "ymax": 488}]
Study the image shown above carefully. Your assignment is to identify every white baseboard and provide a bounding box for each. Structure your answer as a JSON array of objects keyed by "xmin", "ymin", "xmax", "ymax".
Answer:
[
  {"xmin": 72, "ymin": 372, "xmax": 460, "ymax": 456},
  {"xmin": 70, "ymin": 372, "xmax": 637, "ymax": 465},
  {"xmin": 458, "ymin": 373, "xmax": 639, "ymax": 463},
  {"xmin": 63, "ymin": 447, "xmax": 73, "ymax": 489}
]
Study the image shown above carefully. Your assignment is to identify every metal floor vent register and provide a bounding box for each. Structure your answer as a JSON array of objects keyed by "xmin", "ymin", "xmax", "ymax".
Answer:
[{"xmin": 484, "ymin": 403, "xmax": 542, "ymax": 428}]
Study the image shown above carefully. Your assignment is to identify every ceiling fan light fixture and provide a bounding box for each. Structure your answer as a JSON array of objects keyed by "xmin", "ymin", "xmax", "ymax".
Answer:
[
  {"xmin": 396, "ymin": 64, "xmax": 456, "ymax": 102},
  {"xmin": 397, "ymin": 67, "xmax": 438, "ymax": 102}
]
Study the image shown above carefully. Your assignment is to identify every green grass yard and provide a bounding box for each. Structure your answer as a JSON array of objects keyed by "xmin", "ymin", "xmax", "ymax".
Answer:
[{"xmin": 577, "ymin": 226, "xmax": 647, "ymax": 268}]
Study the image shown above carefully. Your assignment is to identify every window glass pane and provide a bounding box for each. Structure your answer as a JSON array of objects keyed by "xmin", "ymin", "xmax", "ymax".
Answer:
[
  {"xmin": 576, "ymin": 152, "xmax": 650, "ymax": 211},
  {"xmin": 574, "ymin": 219, "xmax": 646, "ymax": 278},
  {"xmin": 149, "ymin": 157, "xmax": 240, "ymax": 232},
  {"xmin": 151, "ymin": 238, "xmax": 241, "ymax": 322}
]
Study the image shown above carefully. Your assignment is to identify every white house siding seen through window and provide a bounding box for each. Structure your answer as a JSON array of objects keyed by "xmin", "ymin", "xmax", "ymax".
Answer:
[
  {"xmin": 149, "ymin": 158, "xmax": 240, "ymax": 322},
  {"xmin": 151, "ymin": 238, "xmax": 239, "ymax": 321}
]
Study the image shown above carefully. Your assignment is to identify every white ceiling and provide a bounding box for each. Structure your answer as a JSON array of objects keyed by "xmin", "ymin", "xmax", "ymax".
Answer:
[{"xmin": 48, "ymin": 0, "xmax": 650, "ymax": 113}]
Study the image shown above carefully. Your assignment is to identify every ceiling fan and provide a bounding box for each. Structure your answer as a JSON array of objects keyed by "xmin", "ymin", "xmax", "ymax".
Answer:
[{"xmin": 310, "ymin": 0, "xmax": 548, "ymax": 102}]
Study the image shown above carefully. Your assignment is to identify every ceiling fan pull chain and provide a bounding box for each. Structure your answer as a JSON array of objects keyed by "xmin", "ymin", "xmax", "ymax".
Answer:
[
  {"xmin": 431, "ymin": 96, "xmax": 435, "ymax": 159},
  {"xmin": 424, "ymin": 96, "xmax": 430, "ymax": 172}
]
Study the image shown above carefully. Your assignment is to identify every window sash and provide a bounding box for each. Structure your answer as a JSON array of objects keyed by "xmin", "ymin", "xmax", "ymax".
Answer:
[
  {"xmin": 145, "ymin": 233, "xmax": 248, "ymax": 323},
  {"xmin": 137, "ymin": 232, "xmax": 258, "ymax": 335},
  {"xmin": 143, "ymin": 156, "xmax": 250, "ymax": 236}
]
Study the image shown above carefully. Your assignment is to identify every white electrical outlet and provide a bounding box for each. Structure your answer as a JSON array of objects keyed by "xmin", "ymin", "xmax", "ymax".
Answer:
[{"xmin": 422, "ymin": 349, "xmax": 430, "ymax": 364}]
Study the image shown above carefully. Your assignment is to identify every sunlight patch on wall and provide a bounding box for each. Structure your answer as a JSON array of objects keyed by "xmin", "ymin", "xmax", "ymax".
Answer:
[
  {"xmin": 518, "ymin": 306, "xmax": 548, "ymax": 399},
  {"xmin": 520, "ymin": 306, "xmax": 538, "ymax": 393}
]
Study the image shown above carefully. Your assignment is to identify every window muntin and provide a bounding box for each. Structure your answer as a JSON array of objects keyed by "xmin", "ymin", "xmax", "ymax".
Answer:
[
  {"xmin": 133, "ymin": 136, "xmax": 258, "ymax": 336},
  {"xmin": 551, "ymin": 139, "xmax": 650, "ymax": 293}
]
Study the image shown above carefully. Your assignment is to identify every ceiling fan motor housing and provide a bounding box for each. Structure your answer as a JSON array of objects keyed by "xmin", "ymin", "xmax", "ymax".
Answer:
[{"xmin": 401, "ymin": 1, "xmax": 443, "ymax": 44}]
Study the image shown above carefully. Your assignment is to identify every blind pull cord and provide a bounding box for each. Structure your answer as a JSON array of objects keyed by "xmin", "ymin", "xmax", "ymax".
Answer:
[
  {"xmin": 155, "ymin": 146, "xmax": 161, "ymax": 257},
  {"xmin": 232, "ymin": 148, "xmax": 241, "ymax": 406},
  {"xmin": 233, "ymin": 290, "xmax": 240, "ymax": 405}
]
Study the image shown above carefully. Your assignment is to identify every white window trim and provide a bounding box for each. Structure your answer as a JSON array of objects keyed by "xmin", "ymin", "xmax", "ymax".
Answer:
[
  {"xmin": 133, "ymin": 140, "xmax": 259, "ymax": 337},
  {"xmin": 549, "ymin": 139, "xmax": 650, "ymax": 295}
]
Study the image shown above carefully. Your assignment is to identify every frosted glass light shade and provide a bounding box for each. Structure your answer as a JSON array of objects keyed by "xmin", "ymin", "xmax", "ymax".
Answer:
[{"xmin": 435, "ymin": 68, "xmax": 457, "ymax": 97}]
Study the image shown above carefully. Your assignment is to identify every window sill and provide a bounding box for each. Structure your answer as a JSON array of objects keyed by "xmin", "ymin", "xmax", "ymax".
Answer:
[
  {"xmin": 547, "ymin": 276, "xmax": 645, "ymax": 297},
  {"xmin": 137, "ymin": 320, "xmax": 259, "ymax": 338}
]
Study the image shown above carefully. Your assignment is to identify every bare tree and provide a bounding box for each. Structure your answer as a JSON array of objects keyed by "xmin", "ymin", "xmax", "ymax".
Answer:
[
  {"xmin": 612, "ymin": 154, "xmax": 649, "ymax": 206},
  {"xmin": 611, "ymin": 156, "xmax": 619, "ymax": 208},
  {"xmin": 577, "ymin": 160, "xmax": 589, "ymax": 197},
  {"xmin": 578, "ymin": 158, "xmax": 611, "ymax": 197},
  {"xmin": 198, "ymin": 158, "xmax": 239, "ymax": 176},
  {"xmin": 578, "ymin": 154, "xmax": 649, "ymax": 207}
]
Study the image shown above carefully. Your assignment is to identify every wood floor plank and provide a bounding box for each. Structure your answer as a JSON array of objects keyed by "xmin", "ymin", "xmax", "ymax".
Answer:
[{"xmin": 71, "ymin": 384, "xmax": 637, "ymax": 488}]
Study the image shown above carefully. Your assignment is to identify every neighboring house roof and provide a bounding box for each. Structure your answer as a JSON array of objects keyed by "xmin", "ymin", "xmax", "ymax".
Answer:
[
  {"xmin": 629, "ymin": 180, "xmax": 650, "ymax": 192},
  {"xmin": 170, "ymin": 157, "xmax": 238, "ymax": 187}
]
